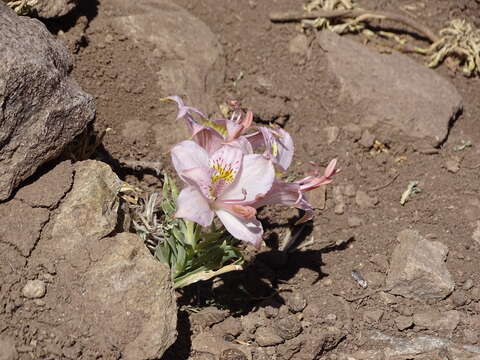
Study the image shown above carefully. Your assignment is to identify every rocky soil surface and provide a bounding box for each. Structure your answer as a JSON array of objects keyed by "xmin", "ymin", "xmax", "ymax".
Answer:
[{"xmin": 1, "ymin": 0, "xmax": 480, "ymax": 359}]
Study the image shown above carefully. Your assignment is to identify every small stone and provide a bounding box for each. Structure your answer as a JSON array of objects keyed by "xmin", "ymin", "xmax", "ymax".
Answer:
[
  {"xmin": 379, "ymin": 291, "xmax": 397, "ymax": 305},
  {"xmin": 324, "ymin": 313, "xmax": 337, "ymax": 325},
  {"xmin": 463, "ymin": 279, "xmax": 474, "ymax": 291},
  {"xmin": 212, "ymin": 317, "xmax": 243, "ymax": 338},
  {"xmin": 343, "ymin": 124, "xmax": 362, "ymax": 142},
  {"xmin": 324, "ymin": 126, "xmax": 340, "ymax": 144},
  {"xmin": 451, "ymin": 290, "xmax": 468, "ymax": 307},
  {"xmin": 333, "ymin": 186, "xmax": 345, "ymax": 215},
  {"xmin": 464, "ymin": 329, "xmax": 478, "ymax": 344},
  {"xmin": 344, "ymin": 184, "xmax": 356, "ymax": 198},
  {"xmin": 471, "ymin": 287, "xmax": 480, "ymax": 301},
  {"xmin": 445, "ymin": 157, "xmax": 460, "ymax": 173},
  {"xmin": 285, "ymin": 293, "xmax": 307, "ymax": 313},
  {"xmin": 220, "ymin": 348, "xmax": 248, "ymax": 360},
  {"xmin": 363, "ymin": 310, "xmax": 383, "ymax": 324},
  {"xmin": 355, "ymin": 190, "xmax": 378, "ymax": 209},
  {"xmin": 275, "ymin": 315, "xmax": 302, "ymax": 340},
  {"xmin": 359, "ymin": 130, "xmax": 375, "ymax": 148},
  {"xmin": 22, "ymin": 280, "xmax": 46, "ymax": 299},
  {"xmin": 191, "ymin": 307, "xmax": 228, "ymax": 329},
  {"xmin": 348, "ymin": 216, "xmax": 362, "ymax": 228},
  {"xmin": 288, "ymin": 34, "xmax": 309, "ymax": 56},
  {"xmin": 395, "ymin": 316, "xmax": 413, "ymax": 331},
  {"xmin": 413, "ymin": 310, "xmax": 460, "ymax": 333},
  {"xmin": 255, "ymin": 326, "xmax": 283, "ymax": 347}
]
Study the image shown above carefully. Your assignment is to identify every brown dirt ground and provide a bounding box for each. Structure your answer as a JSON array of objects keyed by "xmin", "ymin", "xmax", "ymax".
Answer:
[{"xmin": 3, "ymin": 0, "xmax": 480, "ymax": 359}]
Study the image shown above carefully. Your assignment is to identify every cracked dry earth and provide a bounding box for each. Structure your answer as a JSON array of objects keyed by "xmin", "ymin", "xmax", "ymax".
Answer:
[{"xmin": 2, "ymin": 0, "xmax": 480, "ymax": 359}]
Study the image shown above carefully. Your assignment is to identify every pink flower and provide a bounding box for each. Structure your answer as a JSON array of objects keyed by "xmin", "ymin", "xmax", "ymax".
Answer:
[
  {"xmin": 253, "ymin": 159, "xmax": 339, "ymax": 224},
  {"xmin": 165, "ymin": 96, "xmax": 253, "ymax": 154},
  {"xmin": 247, "ymin": 126, "xmax": 294, "ymax": 173},
  {"xmin": 171, "ymin": 140, "xmax": 275, "ymax": 247}
]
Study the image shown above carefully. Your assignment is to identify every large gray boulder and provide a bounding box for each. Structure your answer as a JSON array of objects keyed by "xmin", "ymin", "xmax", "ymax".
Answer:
[
  {"xmin": 27, "ymin": 160, "xmax": 177, "ymax": 359},
  {"xmin": 317, "ymin": 31, "xmax": 462, "ymax": 146},
  {"xmin": 0, "ymin": 3, "xmax": 95, "ymax": 201}
]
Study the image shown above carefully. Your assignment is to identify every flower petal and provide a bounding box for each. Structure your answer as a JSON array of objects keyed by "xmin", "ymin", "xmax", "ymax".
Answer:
[
  {"xmin": 220, "ymin": 154, "xmax": 275, "ymax": 203},
  {"xmin": 175, "ymin": 186, "xmax": 214, "ymax": 227},
  {"xmin": 209, "ymin": 145, "xmax": 243, "ymax": 196},
  {"xmin": 275, "ymin": 128, "xmax": 294, "ymax": 172},
  {"xmin": 180, "ymin": 167, "xmax": 214, "ymax": 199},
  {"xmin": 216, "ymin": 209, "xmax": 263, "ymax": 248},
  {"xmin": 171, "ymin": 140, "xmax": 209, "ymax": 179},
  {"xmin": 193, "ymin": 128, "xmax": 224, "ymax": 154}
]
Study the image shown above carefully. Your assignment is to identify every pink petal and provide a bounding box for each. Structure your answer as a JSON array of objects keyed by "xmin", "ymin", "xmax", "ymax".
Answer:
[
  {"xmin": 175, "ymin": 186, "xmax": 214, "ymax": 227},
  {"xmin": 180, "ymin": 167, "xmax": 214, "ymax": 200},
  {"xmin": 275, "ymin": 128, "xmax": 294, "ymax": 172},
  {"xmin": 229, "ymin": 136, "xmax": 253, "ymax": 154},
  {"xmin": 216, "ymin": 209, "xmax": 263, "ymax": 248},
  {"xmin": 220, "ymin": 154, "xmax": 275, "ymax": 203},
  {"xmin": 208, "ymin": 145, "xmax": 243, "ymax": 196},
  {"xmin": 253, "ymin": 180, "xmax": 301, "ymax": 208},
  {"xmin": 193, "ymin": 128, "xmax": 224, "ymax": 154},
  {"xmin": 171, "ymin": 140, "xmax": 209, "ymax": 178}
]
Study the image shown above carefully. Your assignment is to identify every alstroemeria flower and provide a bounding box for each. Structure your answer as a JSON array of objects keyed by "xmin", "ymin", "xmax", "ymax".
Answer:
[
  {"xmin": 164, "ymin": 96, "xmax": 253, "ymax": 154},
  {"xmin": 253, "ymin": 159, "xmax": 339, "ymax": 224},
  {"xmin": 171, "ymin": 140, "xmax": 275, "ymax": 247},
  {"xmin": 247, "ymin": 126, "xmax": 294, "ymax": 173}
]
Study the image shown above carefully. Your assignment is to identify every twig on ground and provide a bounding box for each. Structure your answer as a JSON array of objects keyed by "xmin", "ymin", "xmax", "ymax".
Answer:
[
  {"xmin": 368, "ymin": 173, "xmax": 399, "ymax": 192},
  {"xmin": 269, "ymin": 8, "xmax": 439, "ymax": 42}
]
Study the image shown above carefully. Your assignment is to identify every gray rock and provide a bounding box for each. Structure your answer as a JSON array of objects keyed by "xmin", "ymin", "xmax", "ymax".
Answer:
[
  {"xmin": 463, "ymin": 279, "xmax": 474, "ymax": 291},
  {"xmin": 363, "ymin": 310, "xmax": 384, "ymax": 324},
  {"xmin": 344, "ymin": 184, "xmax": 356, "ymax": 198},
  {"xmin": 333, "ymin": 186, "xmax": 345, "ymax": 215},
  {"xmin": 256, "ymin": 326, "xmax": 284, "ymax": 347},
  {"xmin": 323, "ymin": 126, "xmax": 340, "ymax": 144},
  {"xmin": 302, "ymin": 326, "xmax": 346, "ymax": 358},
  {"xmin": 317, "ymin": 32, "xmax": 462, "ymax": 146},
  {"xmin": 285, "ymin": 292, "xmax": 307, "ymax": 313},
  {"xmin": 288, "ymin": 34, "xmax": 309, "ymax": 56},
  {"xmin": 386, "ymin": 229, "xmax": 454, "ymax": 300},
  {"xmin": 192, "ymin": 333, "xmax": 252, "ymax": 360},
  {"xmin": 29, "ymin": 160, "xmax": 177, "ymax": 359},
  {"xmin": 359, "ymin": 130, "xmax": 375, "ymax": 148},
  {"xmin": 275, "ymin": 315, "xmax": 302, "ymax": 340},
  {"xmin": 22, "ymin": 279, "xmax": 46, "ymax": 299},
  {"xmin": 0, "ymin": 335, "xmax": 17, "ymax": 360},
  {"xmin": 0, "ymin": 4, "xmax": 95, "ymax": 200},
  {"xmin": 50, "ymin": 160, "xmax": 123, "ymax": 257},
  {"xmin": 413, "ymin": 310, "xmax": 460, "ymax": 333},
  {"xmin": 355, "ymin": 190, "xmax": 378, "ymax": 209},
  {"xmin": 395, "ymin": 316, "xmax": 413, "ymax": 331},
  {"xmin": 445, "ymin": 157, "xmax": 461, "ymax": 173},
  {"xmin": 110, "ymin": 0, "xmax": 224, "ymax": 115},
  {"xmin": 472, "ymin": 220, "xmax": 480, "ymax": 245},
  {"xmin": 348, "ymin": 216, "xmax": 363, "ymax": 228},
  {"xmin": 212, "ymin": 317, "xmax": 243, "ymax": 338},
  {"xmin": 81, "ymin": 233, "xmax": 177, "ymax": 360},
  {"xmin": 191, "ymin": 307, "xmax": 228, "ymax": 329},
  {"xmin": 451, "ymin": 290, "xmax": 468, "ymax": 307}
]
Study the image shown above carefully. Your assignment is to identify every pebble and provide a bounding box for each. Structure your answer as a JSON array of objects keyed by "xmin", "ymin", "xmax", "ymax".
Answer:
[
  {"xmin": 445, "ymin": 157, "xmax": 461, "ymax": 173},
  {"xmin": 463, "ymin": 279, "xmax": 474, "ymax": 291},
  {"xmin": 343, "ymin": 124, "xmax": 362, "ymax": 141},
  {"xmin": 255, "ymin": 326, "xmax": 283, "ymax": 347},
  {"xmin": 285, "ymin": 292, "xmax": 307, "ymax": 313},
  {"xmin": 395, "ymin": 315, "xmax": 413, "ymax": 331},
  {"xmin": 451, "ymin": 290, "xmax": 468, "ymax": 307},
  {"xmin": 324, "ymin": 126, "xmax": 340, "ymax": 144},
  {"xmin": 324, "ymin": 313, "xmax": 337, "ymax": 325},
  {"xmin": 344, "ymin": 184, "xmax": 356, "ymax": 198},
  {"xmin": 471, "ymin": 287, "xmax": 480, "ymax": 301},
  {"xmin": 348, "ymin": 216, "xmax": 363, "ymax": 228},
  {"xmin": 355, "ymin": 190, "xmax": 378, "ymax": 209},
  {"xmin": 220, "ymin": 348, "xmax": 248, "ymax": 360},
  {"xmin": 359, "ymin": 130, "xmax": 375, "ymax": 148},
  {"xmin": 288, "ymin": 34, "xmax": 309, "ymax": 56},
  {"xmin": 275, "ymin": 315, "xmax": 302, "ymax": 340},
  {"xmin": 413, "ymin": 310, "xmax": 460, "ymax": 332},
  {"xmin": 362, "ymin": 310, "xmax": 384, "ymax": 324},
  {"xmin": 333, "ymin": 186, "xmax": 345, "ymax": 215},
  {"xmin": 464, "ymin": 329, "xmax": 479, "ymax": 344},
  {"xmin": 22, "ymin": 280, "xmax": 46, "ymax": 299}
]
